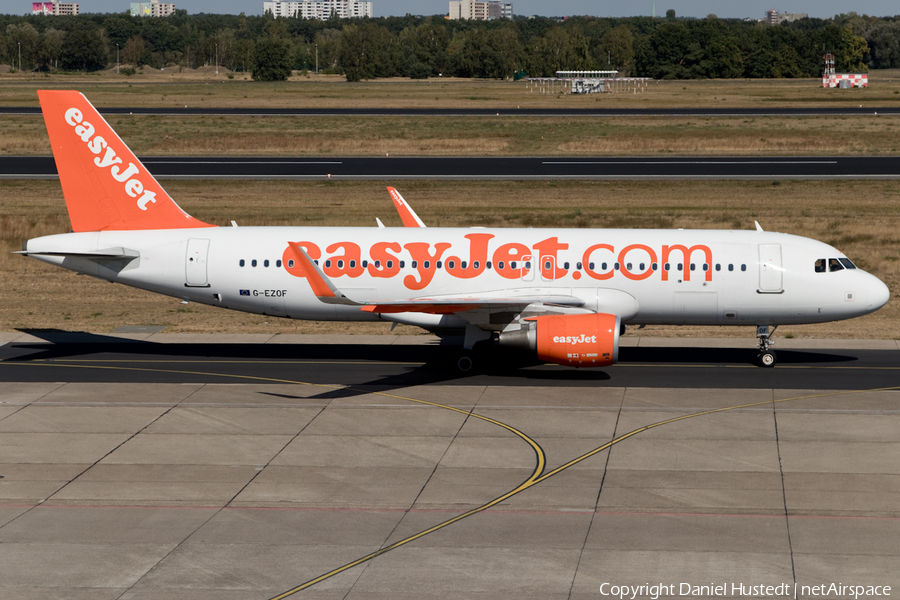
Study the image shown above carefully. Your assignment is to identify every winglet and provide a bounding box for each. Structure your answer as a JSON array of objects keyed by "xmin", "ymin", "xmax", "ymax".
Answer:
[
  {"xmin": 755, "ymin": 221, "xmax": 764, "ymax": 232},
  {"xmin": 286, "ymin": 242, "xmax": 358, "ymax": 305},
  {"xmin": 38, "ymin": 90, "xmax": 214, "ymax": 232},
  {"xmin": 387, "ymin": 187, "xmax": 426, "ymax": 227}
]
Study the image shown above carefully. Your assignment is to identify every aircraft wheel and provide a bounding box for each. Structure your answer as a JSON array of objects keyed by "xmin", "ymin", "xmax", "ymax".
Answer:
[
  {"xmin": 757, "ymin": 351, "xmax": 777, "ymax": 368},
  {"xmin": 457, "ymin": 354, "xmax": 475, "ymax": 373}
]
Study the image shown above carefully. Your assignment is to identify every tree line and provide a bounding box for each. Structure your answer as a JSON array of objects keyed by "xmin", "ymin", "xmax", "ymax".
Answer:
[{"xmin": 0, "ymin": 10, "xmax": 894, "ymax": 81}]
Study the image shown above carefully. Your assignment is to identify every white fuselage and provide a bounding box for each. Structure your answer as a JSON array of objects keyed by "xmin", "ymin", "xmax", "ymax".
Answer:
[{"xmin": 25, "ymin": 226, "xmax": 890, "ymax": 330}]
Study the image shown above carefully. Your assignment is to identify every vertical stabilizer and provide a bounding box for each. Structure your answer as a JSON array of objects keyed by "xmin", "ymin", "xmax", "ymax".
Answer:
[{"xmin": 38, "ymin": 90, "xmax": 214, "ymax": 232}]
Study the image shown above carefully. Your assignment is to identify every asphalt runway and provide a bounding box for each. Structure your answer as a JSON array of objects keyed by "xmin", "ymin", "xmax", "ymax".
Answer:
[
  {"xmin": 2, "ymin": 336, "xmax": 899, "ymax": 599},
  {"xmin": 6, "ymin": 155, "xmax": 900, "ymax": 180},
  {"xmin": 1, "ymin": 337, "xmax": 900, "ymax": 390},
  {"xmin": 4, "ymin": 106, "xmax": 900, "ymax": 117}
]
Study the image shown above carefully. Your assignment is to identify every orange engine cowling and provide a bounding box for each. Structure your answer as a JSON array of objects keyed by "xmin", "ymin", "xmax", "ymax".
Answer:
[{"xmin": 530, "ymin": 313, "xmax": 620, "ymax": 367}]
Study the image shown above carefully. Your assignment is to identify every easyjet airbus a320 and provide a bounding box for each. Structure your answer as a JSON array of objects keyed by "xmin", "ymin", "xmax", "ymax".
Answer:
[{"xmin": 21, "ymin": 91, "xmax": 890, "ymax": 369}]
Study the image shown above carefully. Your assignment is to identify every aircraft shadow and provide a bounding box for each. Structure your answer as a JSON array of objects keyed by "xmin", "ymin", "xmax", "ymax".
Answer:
[{"xmin": 3, "ymin": 329, "xmax": 861, "ymax": 397}]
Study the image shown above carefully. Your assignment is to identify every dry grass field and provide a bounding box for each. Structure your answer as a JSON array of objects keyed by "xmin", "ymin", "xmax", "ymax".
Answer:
[
  {"xmin": 2, "ymin": 178, "xmax": 897, "ymax": 339},
  {"xmin": 5, "ymin": 113, "xmax": 900, "ymax": 157},
  {"xmin": 2, "ymin": 67, "xmax": 900, "ymax": 109},
  {"xmin": 3, "ymin": 73, "xmax": 900, "ymax": 157}
]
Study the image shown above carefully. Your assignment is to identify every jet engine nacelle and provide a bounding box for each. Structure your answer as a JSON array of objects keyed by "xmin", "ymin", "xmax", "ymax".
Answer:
[{"xmin": 499, "ymin": 312, "xmax": 621, "ymax": 367}]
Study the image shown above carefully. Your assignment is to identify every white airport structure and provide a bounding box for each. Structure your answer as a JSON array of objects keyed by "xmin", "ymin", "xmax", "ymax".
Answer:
[
  {"xmin": 263, "ymin": 0, "xmax": 373, "ymax": 18},
  {"xmin": 130, "ymin": 0, "xmax": 176, "ymax": 16},
  {"xmin": 765, "ymin": 9, "xmax": 807, "ymax": 24},
  {"xmin": 822, "ymin": 52, "xmax": 868, "ymax": 88},
  {"xmin": 527, "ymin": 70, "xmax": 651, "ymax": 95},
  {"xmin": 31, "ymin": 1, "xmax": 79, "ymax": 15},
  {"xmin": 449, "ymin": 0, "xmax": 513, "ymax": 20}
]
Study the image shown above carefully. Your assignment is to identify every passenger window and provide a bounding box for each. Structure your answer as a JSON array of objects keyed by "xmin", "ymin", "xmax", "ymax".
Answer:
[
  {"xmin": 251, "ymin": 259, "xmax": 257, "ymax": 267},
  {"xmin": 288, "ymin": 259, "xmax": 294, "ymax": 268},
  {"xmin": 276, "ymin": 260, "xmax": 282, "ymax": 268},
  {"xmin": 510, "ymin": 261, "xmax": 517, "ymax": 269},
  {"xmin": 728, "ymin": 264, "xmax": 734, "ymax": 271},
  {"xmin": 362, "ymin": 260, "xmax": 368, "ymax": 268},
  {"xmin": 639, "ymin": 263, "xmax": 644, "ymax": 270},
  {"xmin": 838, "ymin": 258, "xmax": 857, "ymax": 269},
  {"xmin": 652, "ymin": 263, "xmax": 658, "ymax": 271},
  {"xmin": 614, "ymin": 263, "xmax": 620, "ymax": 270},
  {"xmin": 677, "ymin": 263, "xmax": 683, "ymax": 271},
  {"xmin": 325, "ymin": 260, "xmax": 332, "ymax": 268},
  {"xmin": 337, "ymin": 260, "xmax": 344, "ymax": 268},
  {"xmin": 525, "ymin": 261, "xmax": 531, "ymax": 269},
  {"xmin": 497, "ymin": 261, "xmax": 504, "ymax": 269},
  {"xmin": 374, "ymin": 260, "xmax": 381, "ymax": 268},
  {"xmin": 448, "ymin": 260, "xmax": 455, "ymax": 269},
  {"xmin": 423, "ymin": 260, "xmax": 430, "ymax": 269},
  {"xmin": 600, "ymin": 262, "xmax": 606, "ymax": 270},
  {"xmin": 664, "ymin": 263, "xmax": 670, "ymax": 271},
  {"xmin": 576, "ymin": 262, "xmax": 582, "ymax": 270},
  {"xmin": 350, "ymin": 260, "xmax": 356, "ymax": 268},
  {"xmin": 461, "ymin": 261, "xmax": 467, "ymax": 269},
  {"xmin": 486, "ymin": 261, "xmax": 492, "ymax": 269},
  {"xmin": 590, "ymin": 262, "xmax": 595, "ymax": 270},
  {"xmin": 702, "ymin": 264, "xmax": 708, "ymax": 271},
  {"xmin": 815, "ymin": 259, "xmax": 826, "ymax": 273},
  {"xmin": 399, "ymin": 260, "xmax": 405, "ymax": 268},
  {"xmin": 563, "ymin": 262, "xmax": 569, "ymax": 269},
  {"xmin": 411, "ymin": 260, "xmax": 417, "ymax": 268},
  {"xmin": 437, "ymin": 261, "xmax": 442, "ymax": 268},
  {"xmin": 544, "ymin": 261, "xmax": 551, "ymax": 270},
  {"xmin": 386, "ymin": 260, "xmax": 393, "ymax": 269},
  {"xmin": 829, "ymin": 258, "xmax": 844, "ymax": 272},
  {"xmin": 264, "ymin": 259, "xmax": 270, "ymax": 267},
  {"xmin": 473, "ymin": 261, "xmax": 479, "ymax": 269},
  {"xmin": 741, "ymin": 264, "xmax": 747, "ymax": 271},
  {"xmin": 690, "ymin": 263, "xmax": 696, "ymax": 271},
  {"xmin": 715, "ymin": 264, "xmax": 721, "ymax": 271},
  {"xmin": 239, "ymin": 259, "xmax": 245, "ymax": 267}
]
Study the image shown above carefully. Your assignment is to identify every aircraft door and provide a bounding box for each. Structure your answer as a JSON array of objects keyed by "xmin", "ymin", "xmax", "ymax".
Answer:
[
  {"xmin": 758, "ymin": 244, "xmax": 783, "ymax": 292},
  {"xmin": 185, "ymin": 238, "xmax": 210, "ymax": 287},
  {"xmin": 521, "ymin": 255, "xmax": 535, "ymax": 281}
]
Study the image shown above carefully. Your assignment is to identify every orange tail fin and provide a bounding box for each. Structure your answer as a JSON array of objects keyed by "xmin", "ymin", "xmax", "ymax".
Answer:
[{"xmin": 38, "ymin": 90, "xmax": 214, "ymax": 232}]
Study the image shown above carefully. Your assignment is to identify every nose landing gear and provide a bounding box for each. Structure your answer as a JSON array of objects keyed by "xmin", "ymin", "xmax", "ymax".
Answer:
[{"xmin": 756, "ymin": 325, "xmax": 777, "ymax": 367}]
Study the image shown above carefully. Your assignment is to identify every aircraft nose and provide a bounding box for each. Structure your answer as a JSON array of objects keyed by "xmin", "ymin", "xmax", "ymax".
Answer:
[{"xmin": 867, "ymin": 275, "xmax": 890, "ymax": 313}]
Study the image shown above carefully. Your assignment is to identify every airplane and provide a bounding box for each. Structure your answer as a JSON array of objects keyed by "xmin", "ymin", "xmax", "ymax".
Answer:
[{"xmin": 20, "ymin": 90, "xmax": 890, "ymax": 370}]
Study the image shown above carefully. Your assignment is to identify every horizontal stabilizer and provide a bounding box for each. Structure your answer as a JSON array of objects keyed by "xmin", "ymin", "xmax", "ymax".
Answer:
[{"xmin": 15, "ymin": 246, "xmax": 140, "ymax": 259}]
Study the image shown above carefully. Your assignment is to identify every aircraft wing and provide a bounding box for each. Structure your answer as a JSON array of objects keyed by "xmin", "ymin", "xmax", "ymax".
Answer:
[
  {"xmin": 287, "ymin": 241, "xmax": 586, "ymax": 315},
  {"xmin": 360, "ymin": 294, "xmax": 585, "ymax": 314}
]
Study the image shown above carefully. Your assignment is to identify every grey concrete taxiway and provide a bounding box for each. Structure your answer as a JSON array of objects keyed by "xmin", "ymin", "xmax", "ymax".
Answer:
[{"xmin": 1, "ymin": 335, "xmax": 899, "ymax": 599}]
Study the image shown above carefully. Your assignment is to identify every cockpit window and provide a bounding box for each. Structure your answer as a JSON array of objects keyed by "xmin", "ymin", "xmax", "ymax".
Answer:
[
  {"xmin": 838, "ymin": 258, "xmax": 857, "ymax": 269},
  {"xmin": 828, "ymin": 258, "xmax": 844, "ymax": 272},
  {"xmin": 814, "ymin": 259, "xmax": 826, "ymax": 273}
]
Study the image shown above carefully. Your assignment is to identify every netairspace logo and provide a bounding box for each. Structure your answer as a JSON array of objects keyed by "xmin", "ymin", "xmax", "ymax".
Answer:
[{"xmin": 598, "ymin": 582, "xmax": 892, "ymax": 599}]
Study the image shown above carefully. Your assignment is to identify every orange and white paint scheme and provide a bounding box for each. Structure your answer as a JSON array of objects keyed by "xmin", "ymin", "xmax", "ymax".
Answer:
[{"xmin": 22, "ymin": 91, "xmax": 890, "ymax": 369}]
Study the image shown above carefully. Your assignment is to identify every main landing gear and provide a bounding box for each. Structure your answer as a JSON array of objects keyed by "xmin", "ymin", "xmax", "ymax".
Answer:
[{"xmin": 756, "ymin": 325, "xmax": 777, "ymax": 368}]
